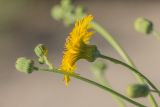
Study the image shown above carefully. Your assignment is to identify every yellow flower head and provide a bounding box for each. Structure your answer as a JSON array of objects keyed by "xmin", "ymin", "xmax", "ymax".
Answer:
[{"xmin": 60, "ymin": 15, "xmax": 100, "ymax": 86}]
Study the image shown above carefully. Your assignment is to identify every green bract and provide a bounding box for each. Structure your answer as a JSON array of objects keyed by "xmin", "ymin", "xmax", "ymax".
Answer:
[{"xmin": 81, "ymin": 45, "xmax": 100, "ymax": 62}]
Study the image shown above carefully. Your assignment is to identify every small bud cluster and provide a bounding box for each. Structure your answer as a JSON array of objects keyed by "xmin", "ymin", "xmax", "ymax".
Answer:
[
  {"xmin": 15, "ymin": 44, "xmax": 52, "ymax": 74},
  {"xmin": 51, "ymin": 0, "xmax": 85, "ymax": 26}
]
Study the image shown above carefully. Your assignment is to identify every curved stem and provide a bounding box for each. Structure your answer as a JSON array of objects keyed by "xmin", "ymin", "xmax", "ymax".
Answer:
[
  {"xmin": 150, "ymin": 90, "xmax": 160, "ymax": 94},
  {"xmin": 91, "ymin": 22, "xmax": 136, "ymax": 68},
  {"xmin": 91, "ymin": 21, "xmax": 158, "ymax": 107},
  {"xmin": 92, "ymin": 71, "xmax": 126, "ymax": 107},
  {"xmin": 43, "ymin": 56, "xmax": 53, "ymax": 69},
  {"xmin": 148, "ymin": 95, "xmax": 158, "ymax": 107},
  {"xmin": 99, "ymin": 54, "xmax": 160, "ymax": 95},
  {"xmin": 37, "ymin": 68, "xmax": 147, "ymax": 107},
  {"xmin": 152, "ymin": 30, "xmax": 160, "ymax": 40}
]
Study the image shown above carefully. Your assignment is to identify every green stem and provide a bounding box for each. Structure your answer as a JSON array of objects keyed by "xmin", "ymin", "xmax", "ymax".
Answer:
[
  {"xmin": 43, "ymin": 56, "xmax": 53, "ymax": 69},
  {"xmin": 152, "ymin": 30, "xmax": 160, "ymax": 40},
  {"xmin": 99, "ymin": 54, "xmax": 160, "ymax": 95},
  {"xmin": 148, "ymin": 95, "xmax": 158, "ymax": 107},
  {"xmin": 37, "ymin": 68, "xmax": 147, "ymax": 107},
  {"xmin": 91, "ymin": 22, "xmax": 135, "ymax": 69},
  {"xmin": 93, "ymin": 72, "xmax": 126, "ymax": 107},
  {"xmin": 91, "ymin": 21, "xmax": 158, "ymax": 107},
  {"xmin": 150, "ymin": 90, "xmax": 160, "ymax": 94}
]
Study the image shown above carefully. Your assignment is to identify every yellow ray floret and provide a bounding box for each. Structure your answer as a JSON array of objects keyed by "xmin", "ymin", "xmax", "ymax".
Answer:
[{"xmin": 60, "ymin": 15, "xmax": 94, "ymax": 86}]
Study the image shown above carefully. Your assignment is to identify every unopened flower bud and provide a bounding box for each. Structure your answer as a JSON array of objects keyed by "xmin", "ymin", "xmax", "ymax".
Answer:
[
  {"xmin": 63, "ymin": 13, "xmax": 74, "ymax": 26},
  {"xmin": 15, "ymin": 57, "xmax": 35, "ymax": 74},
  {"xmin": 134, "ymin": 17, "xmax": 153, "ymax": 34},
  {"xmin": 127, "ymin": 84, "xmax": 150, "ymax": 98},
  {"xmin": 34, "ymin": 44, "xmax": 48, "ymax": 57},
  {"xmin": 61, "ymin": 0, "xmax": 72, "ymax": 9},
  {"xmin": 91, "ymin": 61, "xmax": 106, "ymax": 76},
  {"xmin": 51, "ymin": 5, "xmax": 64, "ymax": 21},
  {"xmin": 75, "ymin": 6, "xmax": 85, "ymax": 19},
  {"xmin": 92, "ymin": 61, "xmax": 106, "ymax": 72}
]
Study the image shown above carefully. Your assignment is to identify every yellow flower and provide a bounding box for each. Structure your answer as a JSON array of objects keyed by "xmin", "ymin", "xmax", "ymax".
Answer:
[{"xmin": 60, "ymin": 15, "xmax": 100, "ymax": 86}]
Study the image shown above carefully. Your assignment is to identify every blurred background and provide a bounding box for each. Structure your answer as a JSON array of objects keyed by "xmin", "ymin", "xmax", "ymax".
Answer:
[{"xmin": 0, "ymin": 0, "xmax": 160, "ymax": 107}]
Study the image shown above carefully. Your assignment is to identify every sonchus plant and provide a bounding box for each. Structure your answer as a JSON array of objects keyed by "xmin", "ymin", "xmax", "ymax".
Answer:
[
  {"xmin": 15, "ymin": 15, "xmax": 160, "ymax": 107},
  {"xmin": 51, "ymin": 0, "xmax": 160, "ymax": 107}
]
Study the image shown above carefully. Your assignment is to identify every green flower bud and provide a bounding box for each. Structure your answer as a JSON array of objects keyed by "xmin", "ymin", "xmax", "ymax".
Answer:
[
  {"xmin": 63, "ymin": 13, "xmax": 75, "ymax": 26},
  {"xmin": 75, "ymin": 6, "xmax": 85, "ymax": 19},
  {"xmin": 91, "ymin": 61, "xmax": 107, "ymax": 76},
  {"xmin": 134, "ymin": 17, "xmax": 153, "ymax": 34},
  {"xmin": 34, "ymin": 44, "xmax": 48, "ymax": 57},
  {"xmin": 15, "ymin": 57, "xmax": 35, "ymax": 74},
  {"xmin": 61, "ymin": 0, "xmax": 74, "ymax": 15},
  {"xmin": 127, "ymin": 84, "xmax": 150, "ymax": 98},
  {"xmin": 51, "ymin": 5, "xmax": 64, "ymax": 21},
  {"xmin": 92, "ymin": 61, "xmax": 106, "ymax": 72},
  {"xmin": 61, "ymin": 0, "xmax": 72, "ymax": 9}
]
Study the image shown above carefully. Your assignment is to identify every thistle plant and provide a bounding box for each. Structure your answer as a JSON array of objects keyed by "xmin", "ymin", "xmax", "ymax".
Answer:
[{"xmin": 15, "ymin": 0, "xmax": 160, "ymax": 107}]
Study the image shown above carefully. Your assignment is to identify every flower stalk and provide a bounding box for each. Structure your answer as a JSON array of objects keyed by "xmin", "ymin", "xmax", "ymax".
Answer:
[
  {"xmin": 37, "ymin": 67, "xmax": 147, "ymax": 107},
  {"xmin": 98, "ymin": 54, "xmax": 160, "ymax": 96},
  {"xmin": 152, "ymin": 30, "xmax": 160, "ymax": 40}
]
